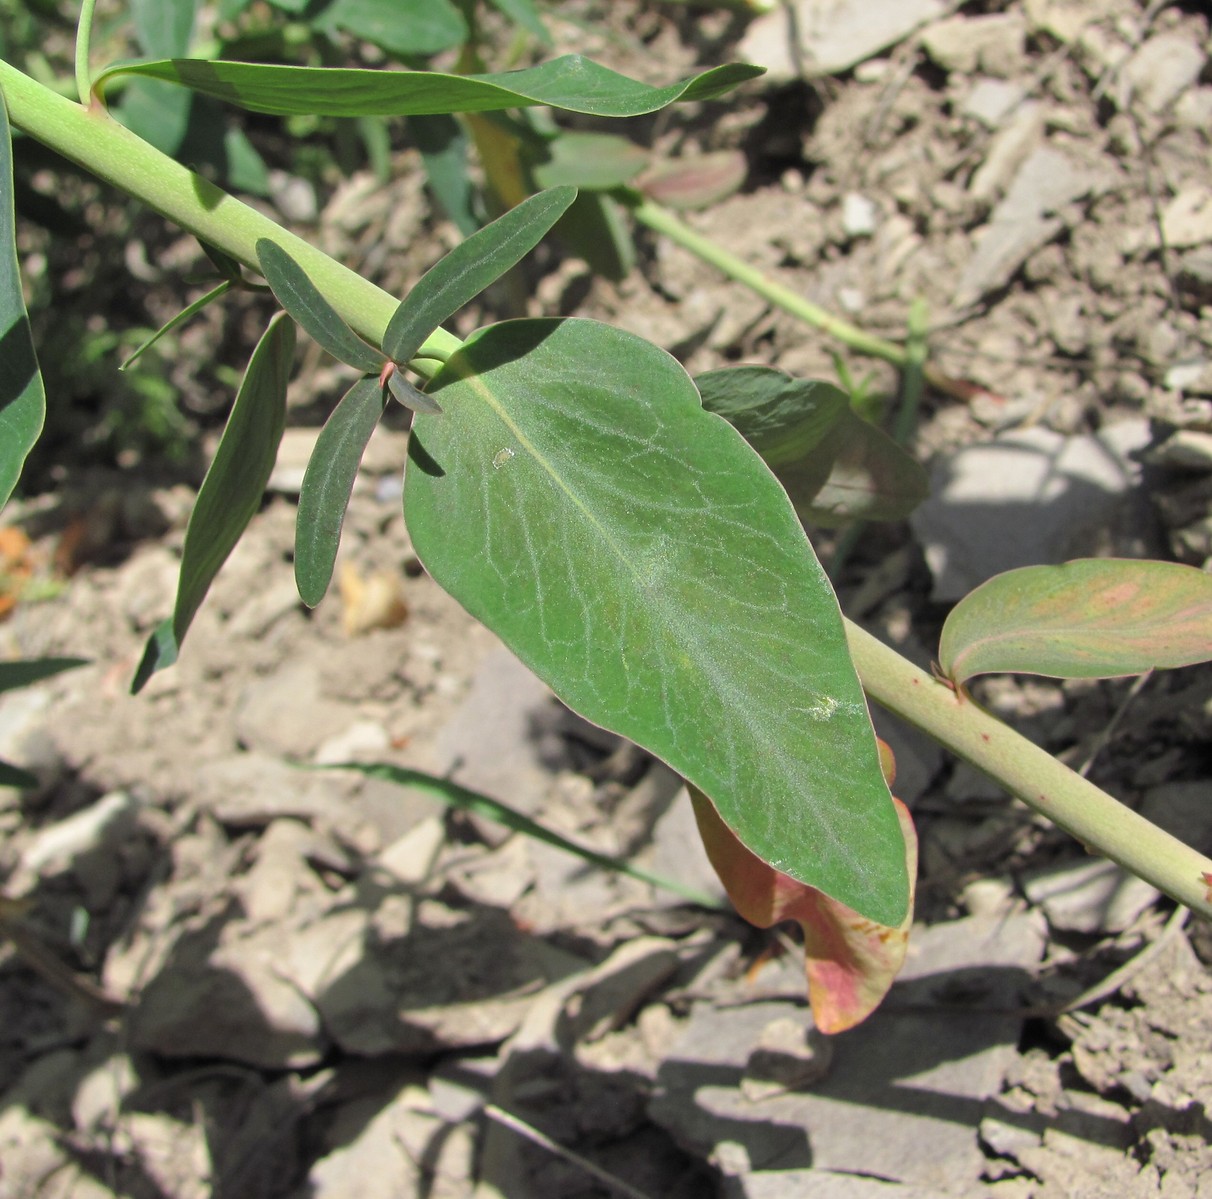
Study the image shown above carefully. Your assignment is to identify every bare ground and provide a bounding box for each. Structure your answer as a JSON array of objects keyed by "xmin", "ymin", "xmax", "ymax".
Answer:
[{"xmin": 2, "ymin": 1, "xmax": 1211, "ymax": 1196}]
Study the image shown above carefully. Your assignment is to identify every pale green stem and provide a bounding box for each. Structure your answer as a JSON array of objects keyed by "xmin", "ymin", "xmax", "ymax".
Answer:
[
  {"xmin": 73, "ymin": 0, "xmax": 100, "ymax": 106},
  {"xmin": 631, "ymin": 197, "xmax": 907, "ymax": 366},
  {"xmin": 631, "ymin": 198, "xmax": 985, "ymax": 404},
  {"xmin": 0, "ymin": 59, "xmax": 459, "ymax": 375},
  {"xmin": 4, "ymin": 60, "xmax": 1209, "ymax": 920},
  {"xmin": 846, "ymin": 620, "xmax": 1212, "ymax": 921}
]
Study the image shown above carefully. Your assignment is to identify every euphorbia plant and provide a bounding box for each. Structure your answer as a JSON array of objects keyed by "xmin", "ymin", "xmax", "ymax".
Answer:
[{"xmin": 3, "ymin": 2, "xmax": 1212, "ymax": 1034}]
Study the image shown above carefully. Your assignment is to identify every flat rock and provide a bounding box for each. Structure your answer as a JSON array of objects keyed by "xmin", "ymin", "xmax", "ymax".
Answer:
[
  {"xmin": 295, "ymin": 896, "xmax": 587, "ymax": 1056},
  {"xmin": 961, "ymin": 78, "xmax": 1028, "ymax": 128},
  {"xmin": 910, "ymin": 420, "xmax": 1150, "ymax": 601},
  {"xmin": 725, "ymin": 1173, "xmax": 941, "ymax": 1198},
  {"xmin": 429, "ymin": 647, "xmax": 573, "ymax": 826},
  {"xmin": 1022, "ymin": 858, "xmax": 1160, "ymax": 935},
  {"xmin": 739, "ymin": 0, "xmax": 946, "ymax": 81},
  {"xmin": 234, "ymin": 659, "xmax": 353, "ymax": 760},
  {"xmin": 128, "ymin": 920, "xmax": 327, "ymax": 1068},
  {"xmin": 921, "ymin": 13, "xmax": 1027, "ymax": 76},
  {"xmin": 306, "ymin": 1072, "xmax": 475, "ymax": 1199},
  {"xmin": 650, "ymin": 912, "xmax": 1046, "ymax": 1191},
  {"xmin": 193, "ymin": 750, "xmax": 351, "ymax": 826},
  {"xmin": 956, "ymin": 145, "xmax": 1106, "ymax": 308},
  {"xmin": 1163, "ymin": 187, "xmax": 1212, "ymax": 251},
  {"xmin": 1117, "ymin": 33, "xmax": 1205, "ymax": 114}
]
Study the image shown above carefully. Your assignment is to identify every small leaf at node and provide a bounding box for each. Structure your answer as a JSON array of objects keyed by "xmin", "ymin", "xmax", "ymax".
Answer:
[
  {"xmin": 256, "ymin": 238, "xmax": 383, "ymax": 373},
  {"xmin": 383, "ymin": 186, "xmax": 575, "ymax": 366},
  {"xmin": 295, "ymin": 376, "xmax": 388, "ymax": 608}
]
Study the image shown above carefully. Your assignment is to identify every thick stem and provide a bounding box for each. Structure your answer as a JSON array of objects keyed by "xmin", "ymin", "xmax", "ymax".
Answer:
[
  {"xmin": 5, "ymin": 60, "xmax": 1208, "ymax": 919},
  {"xmin": 0, "ymin": 59, "xmax": 459, "ymax": 373},
  {"xmin": 846, "ymin": 620, "xmax": 1212, "ymax": 920}
]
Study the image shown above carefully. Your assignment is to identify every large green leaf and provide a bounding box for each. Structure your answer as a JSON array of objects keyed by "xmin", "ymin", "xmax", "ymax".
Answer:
[
  {"xmin": 0, "ymin": 87, "xmax": 45, "ymax": 509},
  {"xmin": 257, "ymin": 238, "xmax": 384, "ymax": 373},
  {"xmin": 403, "ymin": 318, "xmax": 908, "ymax": 925},
  {"xmin": 314, "ymin": 0, "xmax": 468, "ymax": 57},
  {"xmin": 97, "ymin": 56, "xmax": 764, "ymax": 119},
  {"xmin": 133, "ymin": 313, "xmax": 295, "ymax": 692},
  {"xmin": 382, "ymin": 185, "xmax": 575, "ymax": 366},
  {"xmin": 939, "ymin": 559, "xmax": 1212, "ymax": 686},
  {"xmin": 295, "ymin": 376, "xmax": 387, "ymax": 607}
]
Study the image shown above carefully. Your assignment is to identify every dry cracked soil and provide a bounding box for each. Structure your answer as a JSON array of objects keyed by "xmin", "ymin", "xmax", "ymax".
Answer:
[{"xmin": 2, "ymin": 1, "xmax": 1212, "ymax": 1196}]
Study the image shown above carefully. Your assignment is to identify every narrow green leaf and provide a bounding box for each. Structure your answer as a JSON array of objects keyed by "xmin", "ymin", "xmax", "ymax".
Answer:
[
  {"xmin": 133, "ymin": 313, "xmax": 295, "ymax": 693},
  {"xmin": 0, "ymin": 657, "xmax": 88, "ymax": 693},
  {"xmin": 387, "ymin": 370, "xmax": 442, "ymax": 415},
  {"xmin": 382, "ymin": 185, "xmax": 575, "ymax": 366},
  {"xmin": 940, "ymin": 559, "xmax": 1212, "ymax": 686},
  {"xmin": 200, "ymin": 240, "xmax": 244, "ymax": 281},
  {"xmin": 256, "ymin": 238, "xmax": 384, "ymax": 373},
  {"xmin": 530, "ymin": 132, "xmax": 649, "ymax": 191},
  {"xmin": 316, "ymin": 0, "xmax": 468, "ymax": 57},
  {"xmin": 0, "ymin": 760, "xmax": 38, "ymax": 789},
  {"xmin": 0, "ymin": 87, "xmax": 45, "ymax": 510},
  {"xmin": 295, "ymin": 376, "xmax": 387, "ymax": 607},
  {"xmin": 98, "ymin": 56, "xmax": 765, "ymax": 119},
  {"xmin": 404, "ymin": 318, "xmax": 908, "ymax": 926},
  {"xmin": 121, "ymin": 279, "xmax": 233, "ymax": 370},
  {"xmin": 324, "ymin": 761, "xmax": 724, "ymax": 907},
  {"xmin": 410, "ymin": 113, "xmax": 478, "ymax": 236}
]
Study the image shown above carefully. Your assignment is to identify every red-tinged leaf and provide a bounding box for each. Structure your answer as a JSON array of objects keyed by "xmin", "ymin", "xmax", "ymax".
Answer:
[
  {"xmin": 939, "ymin": 558, "xmax": 1212, "ymax": 687},
  {"xmin": 636, "ymin": 150, "xmax": 748, "ymax": 210},
  {"xmin": 689, "ymin": 783, "xmax": 917, "ymax": 1034}
]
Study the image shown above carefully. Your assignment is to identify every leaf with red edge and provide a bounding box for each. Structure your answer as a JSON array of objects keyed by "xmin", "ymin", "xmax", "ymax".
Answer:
[
  {"xmin": 689, "ymin": 775, "xmax": 918, "ymax": 1034},
  {"xmin": 939, "ymin": 558, "xmax": 1212, "ymax": 686}
]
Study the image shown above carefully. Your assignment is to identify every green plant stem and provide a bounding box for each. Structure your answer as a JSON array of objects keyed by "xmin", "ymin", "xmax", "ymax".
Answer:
[
  {"xmin": 0, "ymin": 59, "xmax": 459, "ymax": 376},
  {"xmin": 6, "ymin": 60, "xmax": 1209, "ymax": 921},
  {"xmin": 631, "ymin": 198, "xmax": 978, "ymax": 403},
  {"xmin": 846, "ymin": 620, "xmax": 1212, "ymax": 921},
  {"xmin": 73, "ymin": 0, "xmax": 99, "ymax": 105}
]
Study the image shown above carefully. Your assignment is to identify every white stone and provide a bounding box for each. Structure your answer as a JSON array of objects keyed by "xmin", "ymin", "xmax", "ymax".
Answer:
[
  {"xmin": 841, "ymin": 192, "xmax": 878, "ymax": 238},
  {"xmin": 911, "ymin": 421, "xmax": 1151, "ymax": 601}
]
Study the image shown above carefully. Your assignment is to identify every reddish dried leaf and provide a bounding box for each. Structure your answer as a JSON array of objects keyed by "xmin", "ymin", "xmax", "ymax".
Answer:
[
  {"xmin": 637, "ymin": 150, "xmax": 748, "ymax": 210},
  {"xmin": 689, "ymin": 783, "xmax": 918, "ymax": 1033}
]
